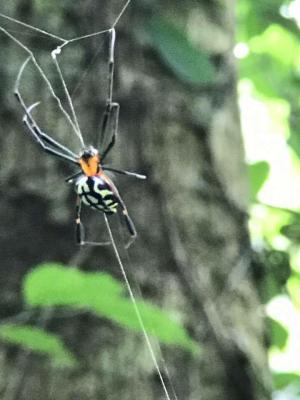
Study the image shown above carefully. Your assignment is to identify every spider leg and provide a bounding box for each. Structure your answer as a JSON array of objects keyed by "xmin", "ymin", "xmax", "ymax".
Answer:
[
  {"xmin": 119, "ymin": 205, "xmax": 137, "ymax": 249},
  {"xmin": 114, "ymin": 191, "xmax": 137, "ymax": 248},
  {"xmin": 65, "ymin": 171, "xmax": 82, "ymax": 183},
  {"xmin": 22, "ymin": 115, "xmax": 78, "ymax": 164},
  {"xmin": 25, "ymin": 103, "xmax": 78, "ymax": 158},
  {"xmin": 102, "ymin": 166, "xmax": 147, "ymax": 180},
  {"xmin": 103, "ymin": 173, "xmax": 137, "ymax": 246},
  {"xmin": 75, "ymin": 196, "xmax": 84, "ymax": 244},
  {"xmin": 97, "ymin": 29, "xmax": 120, "ymax": 161},
  {"xmin": 75, "ymin": 197, "xmax": 111, "ymax": 247},
  {"xmin": 16, "ymin": 97, "xmax": 78, "ymax": 161},
  {"xmin": 14, "ymin": 57, "xmax": 78, "ymax": 163},
  {"xmin": 100, "ymin": 102, "xmax": 119, "ymax": 161}
]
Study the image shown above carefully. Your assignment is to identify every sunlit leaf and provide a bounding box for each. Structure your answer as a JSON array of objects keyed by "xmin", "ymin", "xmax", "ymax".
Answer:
[
  {"xmin": 146, "ymin": 16, "xmax": 215, "ymax": 85},
  {"xmin": 238, "ymin": 0, "xmax": 300, "ymax": 385},
  {"xmin": 273, "ymin": 372, "xmax": 300, "ymax": 393},
  {"xmin": 281, "ymin": 219, "xmax": 300, "ymax": 243},
  {"xmin": 248, "ymin": 161, "xmax": 270, "ymax": 201},
  {"xmin": 24, "ymin": 264, "xmax": 200, "ymax": 354},
  {"xmin": 0, "ymin": 324, "xmax": 76, "ymax": 367},
  {"xmin": 267, "ymin": 317, "xmax": 288, "ymax": 350},
  {"xmin": 240, "ymin": 53, "xmax": 293, "ymax": 99},
  {"xmin": 250, "ymin": 25, "xmax": 300, "ymax": 68},
  {"xmin": 249, "ymin": 204, "xmax": 293, "ymax": 246},
  {"xmin": 288, "ymin": 121, "xmax": 300, "ymax": 160},
  {"xmin": 287, "ymin": 274, "xmax": 300, "ymax": 309},
  {"xmin": 237, "ymin": 0, "xmax": 291, "ymax": 40},
  {"xmin": 240, "ymin": 25, "xmax": 300, "ymax": 99}
]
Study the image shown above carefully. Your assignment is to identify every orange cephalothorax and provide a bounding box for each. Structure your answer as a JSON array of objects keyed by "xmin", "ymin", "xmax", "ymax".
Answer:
[{"xmin": 78, "ymin": 146, "xmax": 101, "ymax": 177}]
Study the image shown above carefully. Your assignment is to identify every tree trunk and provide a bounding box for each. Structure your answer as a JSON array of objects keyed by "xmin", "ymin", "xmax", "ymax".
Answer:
[{"xmin": 0, "ymin": 1, "xmax": 272, "ymax": 399}]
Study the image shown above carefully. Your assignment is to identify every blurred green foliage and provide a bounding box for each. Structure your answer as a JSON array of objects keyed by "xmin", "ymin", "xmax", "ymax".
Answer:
[
  {"xmin": 0, "ymin": 324, "xmax": 76, "ymax": 367},
  {"xmin": 273, "ymin": 372, "xmax": 300, "ymax": 393},
  {"xmin": 248, "ymin": 161, "xmax": 270, "ymax": 201},
  {"xmin": 287, "ymin": 273, "xmax": 300, "ymax": 308},
  {"xmin": 238, "ymin": 0, "xmax": 300, "ymax": 394},
  {"xmin": 267, "ymin": 317, "xmax": 289, "ymax": 350},
  {"xmin": 146, "ymin": 16, "xmax": 215, "ymax": 85},
  {"xmin": 25, "ymin": 264, "xmax": 199, "ymax": 353},
  {"xmin": 254, "ymin": 248, "xmax": 291, "ymax": 304},
  {"xmin": 0, "ymin": 263, "xmax": 199, "ymax": 367}
]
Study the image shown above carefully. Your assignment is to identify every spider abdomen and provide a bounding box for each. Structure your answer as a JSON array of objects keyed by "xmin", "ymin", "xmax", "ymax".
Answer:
[{"xmin": 75, "ymin": 175, "xmax": 119, "ymax": 214}]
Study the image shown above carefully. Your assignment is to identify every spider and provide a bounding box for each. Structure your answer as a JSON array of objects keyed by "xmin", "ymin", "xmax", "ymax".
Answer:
[{"xmin": 14, "ymin": 28, "xmax": 146, "ymax": 248}]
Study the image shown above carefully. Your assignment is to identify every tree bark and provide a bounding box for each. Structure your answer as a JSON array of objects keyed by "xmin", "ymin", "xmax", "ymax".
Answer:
[{"xmin": 0, "ymin": 1, "xmax": 272, "ymax": 399}]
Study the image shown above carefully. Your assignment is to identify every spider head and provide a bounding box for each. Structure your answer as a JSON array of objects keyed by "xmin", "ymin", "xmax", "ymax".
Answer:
[
  {"xmin": 79, "ymin": 146, "xmax": 101, "ymax": 176},
  {"xmin": 80, "ymin": 146, "xmax": 99, "ymax": 160}
]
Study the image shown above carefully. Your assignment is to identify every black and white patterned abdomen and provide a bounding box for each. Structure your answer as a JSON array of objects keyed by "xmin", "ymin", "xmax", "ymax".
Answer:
[{"xmin": 75, "ymin": 176, "xmax": 118, "ymax": 214}]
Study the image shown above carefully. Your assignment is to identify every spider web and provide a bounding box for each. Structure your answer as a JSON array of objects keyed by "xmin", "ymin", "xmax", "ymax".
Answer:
[
  {"xmin": 0, "ymin": 3, "xmax": 177, "ymax": 400},
  {"xmin": 0, "ymin": 2, "xmax": 130, "ymax": 152}
]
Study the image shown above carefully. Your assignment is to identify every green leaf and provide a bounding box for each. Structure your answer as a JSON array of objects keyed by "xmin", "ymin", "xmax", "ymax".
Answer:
[
  {"xmin": 24, "ymin": 264, "xmax": 124, "ymax": 307},
  {"xmin": 0, "ymin": 324, "xmax": 76, "ymax": 367},
  {"xmin": 281, "ymin": 221, "xmax": 300, "ymax": 242},
  {"xmin": 273, "ymin": 372, "xmax": 300, "ymax": 392},
  {"xmin": 253, "ymin": 247, "xmax": 291, "ymax": 303},
  {"xmin": 237, "ymin": 0, "xmax": 297, "ymax": 40},
  {"xmin": 287, "ymin": 274, "xmax": 300, "ymax": 309},
  {"xmin": 24, "ymin": 263, "xmax": 200, "ymax": 354},
  {"xmin": 267, "ymin": 317, "xmax": 288, "ymax": 350},
  {"xmin": 288, "ymin": 120, "xmax": 300, "ymax": 160},
  {"xmin": 146, "ymin": 16, "xmax": 215, "ymax": 85},
  {"xmin": 240, "ymin": 24, "xmax": 300, "ymax": 100},
  {"xmin": 249, "ymin": 25, "xmax": 300, "ymax": 68},
  {"xmin": 248, "ymin": 161, "xmax": 270, "ymax": 200}
]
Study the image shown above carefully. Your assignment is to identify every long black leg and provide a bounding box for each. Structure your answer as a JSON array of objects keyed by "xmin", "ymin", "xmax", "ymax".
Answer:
[
  {"xmin": 100, "ymin": 103, "xmax": 119, "ymax": 161},
  {"xmin": 65, "ymin": 171, "xmax": 82, "ymax": 183},
  {"xmin": 75, "ymin": 196, "xmax": 111, "ymax": 247},
  {"xmin": 103, "ymin": 166, "xmax": 146, "ymax": 180},
  {"xmin": 15, "ymin": 57, "xmax": 78, "ymax": 162},
  {"xmin": 75, "ymin": 196, "xmax": 84, "ymax": 244},
  {"xmin": 120, "ymin": 206, "xmax": 137, "ymax": 249},
  {"xmin": 97, "ymin": 29, "xmax": 120, "ymax": 160},
  {"xmin": 16, "ymin": 97, "xmax": 78, "ymax": 161},
  {"xmin": 121, "ymin": 207, "xmax": 137, "ymax": 237},
  {"xmin": 15, "ymin": 98, "xmax": 77, "ymax": 158},
  {"xmin": 114, "ymin": 192, "xmax": 137, "ymax": 248},
  {"xmin": 22, "ymin": 102, "xmax": 78, "ymax": 158},
  {"xmin": 22, "ymin": 115, "xmax": 78, "ymax": 164},
  {"xmin": 104, "ymin": 175, "xmax": 137, "ymax": 247}
]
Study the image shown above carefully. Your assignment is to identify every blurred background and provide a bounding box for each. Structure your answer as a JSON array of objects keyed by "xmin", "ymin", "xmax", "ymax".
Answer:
[{"xmin": 0, "ymin": 0, "xmax": 300, "ymax": 399}]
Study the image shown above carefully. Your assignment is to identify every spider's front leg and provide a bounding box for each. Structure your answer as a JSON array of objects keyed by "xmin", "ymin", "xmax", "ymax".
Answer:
[
  {"xmin": 14, "ymin": 58, "xmax": 78, "ymax": 164},
  {"xmin": 99, "ymin": 102, "xmax": 119, "ymax": 161},
  {"xmin": 97, "ymin": 29, "xmax": 120, "ymax": 161},
  {"xmin": 22, "ymin": 113, "xmax": 78, "ymax": 164}
]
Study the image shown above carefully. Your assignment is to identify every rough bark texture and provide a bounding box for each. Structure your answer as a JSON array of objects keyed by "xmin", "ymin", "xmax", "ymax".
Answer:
[{"xmin": 0, "ymin": 1, "xmax": 272, "ymax": 399}]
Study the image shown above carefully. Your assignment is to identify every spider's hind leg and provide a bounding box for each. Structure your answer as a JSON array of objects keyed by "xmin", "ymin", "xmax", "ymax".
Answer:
[
  {"xmin": 75, "ymin": 197, "xmax": 111, "ymax": 247},
  {"xmin": 107, "ymin": 180, "xmax": 137, "ymax": 248},
  {"xmin": 118, "ymin": 205, "xmax": 137, "ymax": 249}
]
